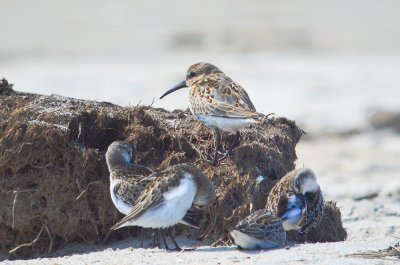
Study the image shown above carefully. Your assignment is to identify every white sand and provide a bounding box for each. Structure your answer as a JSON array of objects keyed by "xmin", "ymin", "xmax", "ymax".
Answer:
[{"xmin": 3, "ymin": 240, "xmax": 397, "ymax": 265}]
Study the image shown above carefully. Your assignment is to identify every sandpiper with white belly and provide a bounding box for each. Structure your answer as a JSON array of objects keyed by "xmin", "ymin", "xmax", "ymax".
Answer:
[
  {"xmin": 106, "ymin": 141, "xmax": 155, "ymax": 216},
  {"xmin": 160, "ymin": 62, "xmax": 266, "ymax": 165},
  {"xmin": 110, "ymin": 163, "xmax": 216, "ymax": 251},
  {"xmin": 106, "ymin": 141, "xmax": 209, "ymax": 247},
  {"xmin": 266, "ymin": 168, "xmax": 324, "ymax": 234}
]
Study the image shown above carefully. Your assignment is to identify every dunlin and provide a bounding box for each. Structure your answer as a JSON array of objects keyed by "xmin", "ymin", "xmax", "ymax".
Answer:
[
  {"xmin": 110, "ymin": 163, "xmax": 216, "ymax": 251},
  {"xmin": 160, "ymin": 62, "xmax": 265, "ymax": 165},
  {"xmin": 106, "ymin": 141, "xmax": 208, "ymax": 247},
  {"xmin": 106, "ymin": 141, "xmax": 155, "ymax": 215},
  {"xmin": 230, "ymin": 209, "xmax": 286, "ymax": 250},
  {"xmin": 266, "ymin": 168, "xmax": 324, "ymax": 234}
]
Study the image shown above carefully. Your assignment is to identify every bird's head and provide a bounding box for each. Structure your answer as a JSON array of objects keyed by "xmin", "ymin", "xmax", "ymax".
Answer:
[
  {"xmin": 105, "ymin": 141, "xmax": 133, "ymax": 169},
  {"xmin": 293, "ymin": 168, "xmax": 320, "ymax": 195},
  {"xmin": 159, "ymin": 62, "xmax": 223, "ymax": 99}
]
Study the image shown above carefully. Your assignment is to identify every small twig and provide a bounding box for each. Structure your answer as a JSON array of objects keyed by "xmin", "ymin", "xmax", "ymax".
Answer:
[
  {"xmin": 17, "ymin": 142, "xmax": 33, "ymax": 154},
  {"xmin": 346, "ymin": 243, "xmax": 400, "ymax": 260},
  {"xmin": 76, "ymin": 180, "xmax": 104, "ymax": 200},
  {"xmin": 77, "ymin": 233, "xmax": 96, "ymax": 247},
  {"xmin": 9, "ymin": 226, "xmax": 45, "ymax": 255},
  {"xmin": 211, "ymin": 233, "xmax": 230, "ymax": 247},
  {"xmin": 128, "ymin": 102, "xmax": 131, "ymax": 127},
  {"xmin": 102, "ymin": 230, "xmax": 114, "ymax": 244},
  {"xmin": 224, "ymin": 205, "xmax": 247, "ymax": 221},
  {"xmin": 9, "ymin": 223, "xmax": 53, "ymax": 255},
  {"xmin": 44, "ymin": 225, "xmax": 54, "ymax": 254},
  {"xmin": 149, "ymin": 97, "xmax": 155, "ymax": 107},
  {"xmin": 30, "ymin": 162, "xmax": 52, "ymax": 169},
  {"xmin": 104, "ymin": 127, "xmax": 123, "ymax": 133},
  {"xmin": 77, "ymin": 121, "xmax": 83, "ymax": 142},
  {"xmin": 12, "ymin": 188, "xmax": 37, "ymax": 229},
  {"xmin": 12, "ymin": 188, "xmax": 19, "ymax": 229}
]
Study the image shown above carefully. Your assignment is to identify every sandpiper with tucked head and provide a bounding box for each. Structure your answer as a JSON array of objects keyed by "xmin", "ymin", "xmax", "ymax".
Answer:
[
  {"xmin": 110, "ymin": 163, "xmax": 216, "ymax": 251},
  {"xmin": 266, "ymin": 168, "xmax": 324, "ymax": 234},
  {"xmin": 106, "ymin": 141, "xmax": 155, "ymax": 216},
  {"xmin": 160, "ymin": 62, "xmax": 266, "ymax": 165},
  {"xmin": 106, "ymin": 141, "xmax": 208, "ymax": 247},
  {"xmin": 230, "ymin": 209, "xmax": 286, "ymax": 250}
]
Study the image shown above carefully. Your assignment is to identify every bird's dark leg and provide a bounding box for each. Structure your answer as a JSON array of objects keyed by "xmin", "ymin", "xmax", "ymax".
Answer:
[
  {"xmin": 152, "ymin": 229, "xmax": 160, "ymax": 248},
  {"xmin": 144, "ymin": 229, "xmax": 160, "ymax": 248},
  {"xmin": 159, "ymin": 229, "xmax": 170, "ymax": 250},
  {"xmin": 140, "ymin": 228, "xmax": 144, "ymax": 248},
  {"xmin": 205, "ymin": 128, "xmax": 221, "ymax": 165},
  {"xmin": 212, "ymin": 128, "xmax": 221, "ymax": 165},
  {"xmin": 219, "ymin": 131, "xmax": 241, "ymax": 162},
  {"xmin": 166, "ymin": 228, "xmax": 182, "ymax": 251}
]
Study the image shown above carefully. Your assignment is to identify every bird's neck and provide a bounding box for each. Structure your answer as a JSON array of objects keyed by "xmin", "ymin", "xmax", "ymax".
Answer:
[
  {"xmin": 107, "ymin": 157, "xmax": 131, "ymax": 176},
  {"xmin": 192, "ymin": 174, "xmax": 215, "ymax": 206}
]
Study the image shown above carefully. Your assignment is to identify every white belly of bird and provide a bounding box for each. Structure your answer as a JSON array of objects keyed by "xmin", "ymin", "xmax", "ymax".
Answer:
[
  {"xmin": 124, "ymin": 174, "xmax": 197, "ymax": 229},
  {"xmin": 281, "ymin": 195, "xmax": 303, "ymax": 231},
  {"xmin": 195, "ymin": 115, "xmax": 258, "ymax": 132},
  {"xmin": 230, "ymin": 230, "xmax": 280, "ymax": 250},
  {"xmin": 282, "ymin": 209, "xmax": 302, "ymax": 231},
  {"xmin": 110, "ymin": 180, "xmax": 133, "ymax": 215}
]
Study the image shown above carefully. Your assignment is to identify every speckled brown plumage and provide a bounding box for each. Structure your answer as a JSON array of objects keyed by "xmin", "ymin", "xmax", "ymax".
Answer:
[
  {"xmin": 160, "ymin": 62, "xmax": 267, "ymax": 164},
  {"xmin": 233, "ymin": 209, "xmax": 286, "ymax": 243},
  {"xmin": 266, "ymin": 168, "xmax": 324, "ymax": 234},
  {"xmin": 111, "ymin": 169, "xmax": 155, "ymax": 206},
  {"xmin": 186, "ymin": 63, "xmax": 261, "ymax": 119},
  {"xmin": 111, "ymin": 164, "xmax": 216, "ymax": 230}
]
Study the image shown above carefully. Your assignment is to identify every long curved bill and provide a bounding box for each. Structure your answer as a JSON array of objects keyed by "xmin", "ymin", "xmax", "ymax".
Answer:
[{"xmin": 159, "ymin": 80, "xmax": 187, "ymax": 99}]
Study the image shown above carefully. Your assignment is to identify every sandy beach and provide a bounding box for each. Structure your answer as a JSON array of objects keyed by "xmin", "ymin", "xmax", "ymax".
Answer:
[{"xmin": 4, "ymin": 240, "xmax": 397, "ymax": 265}]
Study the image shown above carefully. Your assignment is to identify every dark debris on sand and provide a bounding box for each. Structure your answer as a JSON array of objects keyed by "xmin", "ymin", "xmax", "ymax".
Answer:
[
  {"xmin": 0, "ymin": 79, "xmax": 346, "ymax": 258},
  {"xmin": 0, "ymin": 79, "xmax": 15, "ymax": 96},
  {"xmin": 347, "ymin": 241, "xmax": 400, "ymax": 260}
]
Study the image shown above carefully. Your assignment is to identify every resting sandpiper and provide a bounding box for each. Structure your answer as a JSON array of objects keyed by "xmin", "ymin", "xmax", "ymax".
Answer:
[
  {"xmin": 160, "ymin": 62, "xmax": 265, "ymax": 165},
  {"xmin": 266, "ymin": 168, "xmax": 324, "ymax": 234},
  {"xmin": 106, "ymin": 141, "xmax": 208, "ymax": 247},
  {"xmin": 110, "ymin": 163, "xmax": 216, "ymax": 251},
  {"xmin": 230, "ymin": 209, "xmax": 286, "ymax": 250},
  {"xmin": 106, "ymin": 141, "xmax": 155, "ymax": 215}
]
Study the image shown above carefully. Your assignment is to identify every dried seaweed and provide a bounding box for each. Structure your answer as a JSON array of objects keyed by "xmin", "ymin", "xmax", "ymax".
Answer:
[{"xmin": 0, "ymin": 79, "xmax": 344, "ymax": 258}]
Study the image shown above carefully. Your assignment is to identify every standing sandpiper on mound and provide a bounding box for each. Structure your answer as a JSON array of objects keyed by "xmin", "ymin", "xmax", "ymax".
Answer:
[
  {"xmin": 110, "ymin": 163, "xmax": 216, "ymax": 251},
  {"xmin": 266, "ymin": 168, "xmax": 324, "ymax": 234},
  {"xmin": 160, "ymin": 62, "xmax": 266, "ymax": 165},
  {"xmin": 106, "ymin": 141, "xmax": 208, "ymax": 247},
  {"xmin": 230, "ymin": 209, "xmax": 286, "ymax": 250}
]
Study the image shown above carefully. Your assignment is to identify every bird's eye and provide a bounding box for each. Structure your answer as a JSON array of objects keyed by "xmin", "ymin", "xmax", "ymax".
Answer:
[
  {"xmin": 295, "ymin": 180, "xmax": 300, "ymax": 187},
  {"xmin": 188, "ymin": 71, "xmax": 196, "ymax": 78}
]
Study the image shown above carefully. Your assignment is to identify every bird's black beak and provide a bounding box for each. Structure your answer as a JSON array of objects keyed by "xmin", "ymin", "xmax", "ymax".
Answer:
[
  {"xmin": 297, "ymin": 193, "xmax": 307, "ymax": 211},
  {"xmin": 300, "ymin": 193, "xmax": 311, "ymax": 216},
  {"xmin": 159, "ymin": 80, "xmax": 187, "ymax": 99}
]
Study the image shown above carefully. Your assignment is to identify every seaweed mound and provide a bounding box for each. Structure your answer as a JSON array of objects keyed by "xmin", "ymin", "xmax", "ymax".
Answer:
[
  {"xmin": 0, "ymin": 79, "xmax": 345, "ymax": 258},
  {"xmin": 287, "ymin": 201, "xmax": 347, "ymax": 243}
]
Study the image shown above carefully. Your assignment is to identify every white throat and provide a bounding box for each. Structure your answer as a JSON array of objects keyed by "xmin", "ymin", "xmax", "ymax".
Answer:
[{"xmin": 302, "ymin": 178, "xmax": 319, "ymax": 194}]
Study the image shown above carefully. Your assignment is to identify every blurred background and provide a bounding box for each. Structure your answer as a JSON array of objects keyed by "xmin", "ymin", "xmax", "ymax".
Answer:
[
  {"xmin": 1, "ymin": 0, "xmax": 400, "ymax": 241},
  {"xmin": 1, "ymin": 0, "xmax": 400, "ymax": 132}
]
